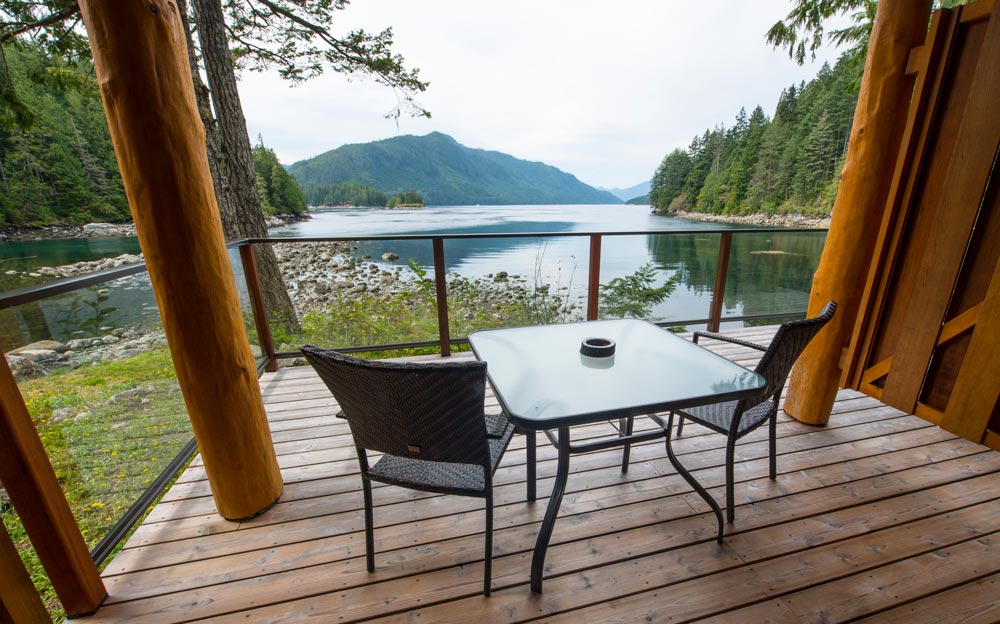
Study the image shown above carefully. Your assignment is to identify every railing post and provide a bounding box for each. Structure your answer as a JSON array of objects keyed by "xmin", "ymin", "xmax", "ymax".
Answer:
[
  {"xmin": 432, "ymin": 238, "xmax": 451, "ymax": 356},
  {"xmin": 0, "ymin": 352, "xmax": 107, "ymax": 617},
  {"xmin": 1, "ymin": 518, "xmax": 50, "ymax": 622},
  {"xmin": 240, "ymin": 243, "xmax": 278, "ymax": 373},
  {"xmin": 707, "ymin": 232, "xmax": 733, "ymax": 332},
  {"xmin": 587, "ymin": 234, "xmax": 602, "ymax": 321}
]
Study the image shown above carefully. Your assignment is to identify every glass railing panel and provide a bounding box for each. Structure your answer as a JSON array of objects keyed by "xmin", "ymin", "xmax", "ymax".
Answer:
[
  {"xmin": 227, "ymin": 245, "xmax": 263, "ymax": 365},
  {"xmin": 601, "ymin": 232, "xmax": 708, "ymax": 327},
  {"xmin": 720, "ymin": 230, "xmax": 827, "ymax": 324},
  {"xmin": 3, "ymin": 271, "xmax": 192, "ymax": 555},
  {"xmin": 268, "ymin": 239, "xmax": 440, "ymax": 352},
  {"xmin": 446, "ymin": 235, "xmax": 587, "ymax": 337}
]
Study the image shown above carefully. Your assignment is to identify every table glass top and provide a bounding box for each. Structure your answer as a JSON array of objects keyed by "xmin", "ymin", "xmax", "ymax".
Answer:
[{"xmin": 469, "ymin": 319, "xmax": 765, "ymax": 427}]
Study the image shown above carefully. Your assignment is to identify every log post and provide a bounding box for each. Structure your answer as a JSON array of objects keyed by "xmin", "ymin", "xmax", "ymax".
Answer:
[
  {"xmin": 0, "ymin": 352, "xmax": 106, "ymax": 617},
  {"xmin": 784, "ymin": 0, "xmax": 933, "ymax": 425},
  {"xmin": 0, "ymin": 518, "xmax": 50, "ymax": 623},
  {"xmin": 76, "ymin": 0, "xmax": 283, "ymax": 519}
]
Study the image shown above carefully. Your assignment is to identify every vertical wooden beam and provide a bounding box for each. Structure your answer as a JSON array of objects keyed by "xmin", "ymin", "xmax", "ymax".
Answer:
[
  {"xmin": 1, "ymin": 514, "xmax": 52, "ymax": 623},
  {"xmin": 587, "ymin": 234, "xmax": 602, "ymax": 321},
  {"xmin": 0, "ymin": 353, "xmax": 106, "ymax": 617},
  {"xmin": 432, "ymin": 237, "xmax": 451, "ymax": 356},
  {"xmin": 880, "ymin": 0, "xmax": 1000, "ymax": 412},
  {"xmin": 784, "ymin": 0, "xmax": 933, "ymax": 425},
  {"xmin": 77, "ymin": 0, "xmax": 282, "ymax": 519},
  {"xmin": 707, "ymin": 232, "xmax": 733, "ymax": 333},
  {"xmin": 240, "ymin": 243, "xmax": 278, "ymax": 373}
]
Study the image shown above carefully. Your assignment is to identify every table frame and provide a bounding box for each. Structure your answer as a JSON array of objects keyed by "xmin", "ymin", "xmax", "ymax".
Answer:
[{"xmin": 469, "ymin": 320, "xmax": 765, "ymax": 593}]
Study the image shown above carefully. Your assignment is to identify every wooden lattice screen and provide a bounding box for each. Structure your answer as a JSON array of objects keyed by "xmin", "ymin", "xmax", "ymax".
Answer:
[{"xmin": 845, "ymin": 0, "xmax": 1000, "ymax": 448}]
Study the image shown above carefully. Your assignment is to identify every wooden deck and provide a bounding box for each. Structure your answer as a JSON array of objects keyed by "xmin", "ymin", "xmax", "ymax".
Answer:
[{"xmin": 82, "ymin": 326, "xmax": 1000, "ymax": 623}]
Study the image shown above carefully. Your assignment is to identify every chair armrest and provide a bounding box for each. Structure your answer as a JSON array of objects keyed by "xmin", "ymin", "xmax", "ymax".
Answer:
[{"xmin": 692, "ymin": 331, "xmax": 767, "ymax": 351}]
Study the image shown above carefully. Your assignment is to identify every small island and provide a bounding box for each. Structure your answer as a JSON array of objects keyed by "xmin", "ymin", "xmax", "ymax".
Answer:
[{"xmin": 387, "ymin": 189, "xmax": 426, "ymax": 209}]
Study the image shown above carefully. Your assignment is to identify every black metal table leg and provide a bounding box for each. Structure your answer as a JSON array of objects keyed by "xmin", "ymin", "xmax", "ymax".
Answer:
[
  {"xmin": 530, "ymin": 426, "xmax": 570, "ymax": 593},
  {"xmin": 525, "ymin": 429, "xmax": 536, "ymax": 502}
]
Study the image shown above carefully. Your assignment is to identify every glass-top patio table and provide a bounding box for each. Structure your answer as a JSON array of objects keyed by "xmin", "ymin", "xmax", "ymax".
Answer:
[{"xmin": 469, "ymin": 319, "xmax": 766, "ymax": 592}]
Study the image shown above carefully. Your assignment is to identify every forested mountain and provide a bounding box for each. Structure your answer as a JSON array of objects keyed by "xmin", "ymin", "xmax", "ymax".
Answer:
[
  {"xmin": 649, "ymin": 57, "xmax": 858, "ymax": 217},
  {"xmin": 0, "ymin": 45, "xmax": 129, "ymax": 227},
  {"xmin": 289, "ymin": 132, "xmax": 621, "ymax": 206}
]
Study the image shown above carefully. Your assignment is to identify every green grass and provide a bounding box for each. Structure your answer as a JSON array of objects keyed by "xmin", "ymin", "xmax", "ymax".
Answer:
[{"xmin": 3, "ymin": 346, "xmax": 190, "ymax": 620}]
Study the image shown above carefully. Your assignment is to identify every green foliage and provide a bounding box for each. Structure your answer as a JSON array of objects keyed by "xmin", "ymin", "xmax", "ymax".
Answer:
[
  {"xmin": 274, "ymin": 274, "xmax": 573, "ymax": 352},
  {"xmin": 5, "ymin": 345, "xmax": 189, "ymax": 619},
  {"xmin": 288, "ymin": 131, "xmax": 622, "ymax": 206},
  {"xmin": 0, "ymin": 44, "xmax": 130, "ymax": 227},
  {"xmin": 598, "ymin": 262, "xmax": 678, "ymax": 320},
  {"xmin": 303, "ymin": 181, "xmax": 388, "ymax": 207},
  {"xmin": 389, "ymin": 188, "xmax": 425, "ymax": 208},
  {"xmin": 649, "ymin": 56, "xmax": 857, "ymax": 218},
  {"xmin": 624, "ymin": 194, "xmax": 649, "ymax": 205},
  {"xmin": 252, "ymin": 138, "xmax": 306, "ymax": 216}
]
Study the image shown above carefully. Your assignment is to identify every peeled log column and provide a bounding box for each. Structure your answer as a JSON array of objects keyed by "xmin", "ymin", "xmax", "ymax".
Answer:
[
  {"xmin": 77, "ymin": 0, "xmax": 282, "ymax": 518},
  {"xmin": 784, "ymin": 0, "xmax": 933, "ymax": 425}
]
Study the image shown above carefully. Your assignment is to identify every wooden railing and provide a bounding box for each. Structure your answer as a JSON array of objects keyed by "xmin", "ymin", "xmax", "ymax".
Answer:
[{"xmin": 231, "ymin": 227, "xmax": 825, "ymax": 370}]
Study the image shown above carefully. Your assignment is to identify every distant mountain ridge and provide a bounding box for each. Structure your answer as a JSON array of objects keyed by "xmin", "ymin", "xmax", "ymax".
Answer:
[
  {"xmin": 600, "ymin": 180, "xmax": 651, "ymax": 202},
  {"xmin": 288, "ymin": 132, "xmax": 621, "ymax": 206}
]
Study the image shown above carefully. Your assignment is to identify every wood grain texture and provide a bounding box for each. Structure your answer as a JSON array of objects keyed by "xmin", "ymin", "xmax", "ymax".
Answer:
[
  {"xmin": 66, "ymin": 327, "xmax": 1000, "ymax": 623},
  {"xmin": 0, "ymin": 352, "xmax": 106, "ymax": 617},
  {"xmin": 0, "ymin": 519, "xmax": 49, "ymax": 623},
  {"xmin": 881, "ymin": 0, "xmax": 1000, "ymax": 412},
  {"xmin": 76, "ymin": 0, "xmax": 282, "ymax": 519},
  {"xmin": 785, "ymin": 0, "xmax": 934, "ymax": 425}
]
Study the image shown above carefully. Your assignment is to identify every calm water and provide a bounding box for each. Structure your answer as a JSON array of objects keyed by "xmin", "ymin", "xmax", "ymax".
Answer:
[
  {"xmin": 271, "ymin": 204, "xmax": 827, "ymax": 325},
  {"xmin": 0, "ymin": 205, "xmax": 826, "ymax": 349}
]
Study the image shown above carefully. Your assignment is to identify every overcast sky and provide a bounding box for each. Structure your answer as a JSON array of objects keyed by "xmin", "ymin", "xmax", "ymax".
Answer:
[{"xmin": 238, "ymin": 1, "xmax": 846, "ymax": 191}]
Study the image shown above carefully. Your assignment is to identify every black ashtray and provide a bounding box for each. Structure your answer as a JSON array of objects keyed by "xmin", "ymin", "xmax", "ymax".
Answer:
[{"xmin": 580, "ymin": 337, "xmax": 616, "ymax": 358}]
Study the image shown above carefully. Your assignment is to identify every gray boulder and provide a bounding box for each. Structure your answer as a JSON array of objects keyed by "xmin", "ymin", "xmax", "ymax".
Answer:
[
  {"xmin": 83, "ymin": 222, "xmax": 121, "ymax": 237},
  {"xmin": 6, "ymin": 355, "xmax": 46, "ymax": 381}
]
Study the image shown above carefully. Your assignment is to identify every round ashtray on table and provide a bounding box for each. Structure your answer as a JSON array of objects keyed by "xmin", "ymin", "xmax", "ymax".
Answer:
[{"xmin": 580, "ymin": 337, "xmax": 616, "ymax": 358}]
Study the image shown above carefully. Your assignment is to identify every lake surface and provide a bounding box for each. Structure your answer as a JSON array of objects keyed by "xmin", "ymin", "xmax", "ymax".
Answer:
[
  {"xmin": 271, "ymin": 204, "xmax": 827, "ymax": 325},
  {"xmin": 0, "ymin": 204, "xmax": 826, "ymax": 349}
]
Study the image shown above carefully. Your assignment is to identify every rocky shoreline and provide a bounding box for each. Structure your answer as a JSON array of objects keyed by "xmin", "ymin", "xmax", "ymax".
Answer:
[
  {"xmin": 666, "ymin": 210, "xmax": 831, "ymax": 229},
  {"xmin": 0, "ymin": 214, "xmax": 302, "ymax": 242},
  {"xmin": 1, "ymin": 222, "xmax": 138, "ymax": 241}
]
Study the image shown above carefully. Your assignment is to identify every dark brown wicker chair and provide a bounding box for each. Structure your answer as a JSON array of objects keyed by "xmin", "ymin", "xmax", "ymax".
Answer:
[
  {"xmin": 301, "ymin": 345, "xmax": 516, "ymax": 596},
  {"xmin": 668, "ymin": 301, "xmax": 837, "ymax": 533}
]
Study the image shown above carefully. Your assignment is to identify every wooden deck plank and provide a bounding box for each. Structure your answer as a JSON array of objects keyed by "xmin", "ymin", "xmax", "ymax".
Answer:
[{"xmin": 81, "ymin": 325, "xmax": 1000, "ymax": 623}]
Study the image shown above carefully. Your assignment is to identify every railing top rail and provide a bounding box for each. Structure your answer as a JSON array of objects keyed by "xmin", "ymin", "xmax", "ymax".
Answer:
[
  {"xmin": 2, "ymin": 226, "xmax": 829, "ymax": 310},
  {"xmin": 227, "ymin": 226, "xmax": 828, "ymax": 248},
  {"xmin": 0, "ymin": 262, "xmax": 148, "ymax": 311}
]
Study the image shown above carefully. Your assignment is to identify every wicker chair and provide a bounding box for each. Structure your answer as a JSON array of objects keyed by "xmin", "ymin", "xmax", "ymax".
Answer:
[
  {"xmin": 301, "ymin": 345, "xmax": 516, "ymax": 596},
  {"xmin": 668, "ymin": 301, "xmax": 837, "ymax": 530}
]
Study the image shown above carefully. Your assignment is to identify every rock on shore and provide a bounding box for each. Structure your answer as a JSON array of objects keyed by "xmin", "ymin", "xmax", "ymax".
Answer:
[{"xmin": 666, "ymin": 210, "xmax": 831, "ymax": 229}]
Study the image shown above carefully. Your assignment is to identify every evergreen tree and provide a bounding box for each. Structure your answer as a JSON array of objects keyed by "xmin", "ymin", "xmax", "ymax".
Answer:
[{"xmin": 649, "ymin": 148, "xmax": 691, "ymax": 213}]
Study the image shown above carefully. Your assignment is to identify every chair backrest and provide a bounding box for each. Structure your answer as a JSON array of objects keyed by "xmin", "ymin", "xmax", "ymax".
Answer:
[
  {"xmin": 301, "ymin": 345, "xmax": 491, "ymax": 466},
  {"xmin": 751, "ymin": 301, "xmax": 838, "ymax": 402}
]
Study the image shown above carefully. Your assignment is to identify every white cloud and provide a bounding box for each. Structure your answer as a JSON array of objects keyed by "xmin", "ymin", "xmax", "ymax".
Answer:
[{"xmin": 238, "ymin": 1, "xmax": 845, "ymax": 189}]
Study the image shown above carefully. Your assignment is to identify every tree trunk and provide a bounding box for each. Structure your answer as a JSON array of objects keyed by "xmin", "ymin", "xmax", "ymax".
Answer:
[
  {"xmin": 177, "ymin": 0, "xmax": 236, "ymax": 232},
  {"xmin": 190, "ymin": 0, "xmax": 300, "ymax": 333}
]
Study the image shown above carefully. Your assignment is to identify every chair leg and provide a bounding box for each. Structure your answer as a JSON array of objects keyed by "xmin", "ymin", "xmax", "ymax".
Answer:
[
  {"xmin": 665, "ymin": 412, "xmax": 723, "ymax": 543},
  {"xmin": 725, "ymin": 437, "xmax": 736, "ymax": 524},
  {"xmin": 523, "ymin": 429, "xmax": 536, "ymax": 502},
  {"xmin": 620, "ymin": 416, "xmax": 634, "ymax": 473},
  {"xmin": 769, "ymin": 411, "xmax": 778, "ymax": 480},
  {"xmin": 676, "ymin": 414, "xmax": 685, "ymax": 436},
  {"xmin": 361, "ymin": 474, "xmax": 375, "ymax": 573},
  {"xmin": 484, "ymin": 482, "xmax": 493, "ymax": 596}
]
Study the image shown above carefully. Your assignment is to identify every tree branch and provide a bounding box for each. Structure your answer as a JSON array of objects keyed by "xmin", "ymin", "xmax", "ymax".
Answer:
[{"xmin": 0, "ymin": 3, "xmax": 81, "ymax": 45}]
